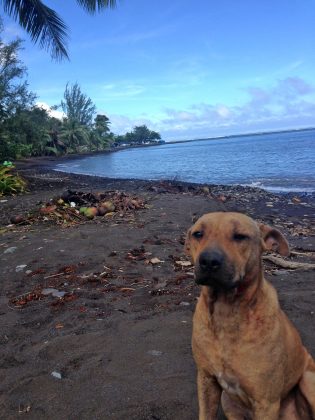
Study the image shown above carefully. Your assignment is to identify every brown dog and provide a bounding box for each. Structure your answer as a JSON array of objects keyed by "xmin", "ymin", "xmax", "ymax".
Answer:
[{"xmin": 185, "ymin": 212, "xmax": 315, "ymax": 419}]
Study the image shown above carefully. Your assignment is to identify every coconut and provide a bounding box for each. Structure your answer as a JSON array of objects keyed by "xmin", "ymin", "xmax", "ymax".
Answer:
[
  {"xmin": 97, "ymin": 207, "xmax": 107, "ymax": 216},
  {"xmin": 10, "ymin": 215, "xmax": 25, "ymax": 224},
  {"xmin": 101, "ymin": 201, "xmax": 116, "ymax": 213},
  {"xmin": 131, "ymin": 199, "xmax": 141, "ymax": 209},
  {"xmin": 39, "ymin": 205, "xmax": 57, "ymax": 215},
  {"xmin": 84, "ymin": 207, "xmax": 98, "ymax": 219}
]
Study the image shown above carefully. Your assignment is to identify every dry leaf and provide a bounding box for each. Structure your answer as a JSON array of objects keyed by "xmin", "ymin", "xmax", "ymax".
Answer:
[
  {"xmin": 150, "ymin": 257, "xmax": 162, "ymax": 265},
  {"xmin": 175, "ymin": 260, "xmax": 192, "ymax": 267}
]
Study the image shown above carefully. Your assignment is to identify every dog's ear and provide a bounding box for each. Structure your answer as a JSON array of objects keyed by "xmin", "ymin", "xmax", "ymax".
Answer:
[
  {"xmin": 259, "ymin": 224, "xmax": 290, "ymax": 256},
  {"xmin": 184, "ymin": 228, "xmax": 192, "ymax": 255}
]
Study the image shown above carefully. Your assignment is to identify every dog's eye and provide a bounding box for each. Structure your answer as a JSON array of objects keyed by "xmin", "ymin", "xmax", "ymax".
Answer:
[
  {"xmin": 192, "ymin": 231, "xmax": 203, "ymax": 239},
  {"xmin": 233, "ymin": 233, "xmax": 249, "ymax": 242}
]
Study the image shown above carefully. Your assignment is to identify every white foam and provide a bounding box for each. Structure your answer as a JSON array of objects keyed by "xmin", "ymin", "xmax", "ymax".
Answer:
[{"xmin": 241, "ymin": 182, "xmax": 315, "ymax": 193}]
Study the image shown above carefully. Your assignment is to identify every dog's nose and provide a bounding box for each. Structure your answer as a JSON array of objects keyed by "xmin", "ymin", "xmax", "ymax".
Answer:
[{"xmin": 199, "ymin": 250, "xmax": 224, "ymax": 272}]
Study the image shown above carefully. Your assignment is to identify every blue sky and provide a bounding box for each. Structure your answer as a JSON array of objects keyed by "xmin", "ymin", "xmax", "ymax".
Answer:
[{"xmin": 2, "ymin": 0, "xmax": 315, "ymax": 140}]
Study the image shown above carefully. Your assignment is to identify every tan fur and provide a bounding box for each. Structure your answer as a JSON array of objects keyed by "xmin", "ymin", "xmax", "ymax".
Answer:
[{"xmin": 186, "ymin": 212, "xmax": 315, "ymax": 420}]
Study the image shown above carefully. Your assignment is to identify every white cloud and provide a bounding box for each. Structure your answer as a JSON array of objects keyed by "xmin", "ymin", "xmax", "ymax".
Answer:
[
  {"xmin": 216, "ymin": 105, "xmax": 231, "ymax": 119},
  {"xmin": 36, "ymin": 102, "xmax": 64, "ymax": 119},
  {"xmin": 108, "ymin": 77, "xmax": 315, "ymax": 141},
  {"xmin": 1, "ymin": 23, "xmax": 24, "ymax": 41},
  {"xmin": 92, "ymin": 82, "xmax": 145, "ymax": 100},
  {"xmin": 107, "ymin": 113, "xmax": 157, "ymax": 134}
]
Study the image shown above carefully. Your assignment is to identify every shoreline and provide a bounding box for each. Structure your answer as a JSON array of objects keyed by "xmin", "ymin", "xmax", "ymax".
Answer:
[
  {"xmin": 1, "ymin": 157, "xmax": 313, "ymax": 229},
  {"xmin": 14, "ymin": 155, "xmax": 315, "ymax": 200}
]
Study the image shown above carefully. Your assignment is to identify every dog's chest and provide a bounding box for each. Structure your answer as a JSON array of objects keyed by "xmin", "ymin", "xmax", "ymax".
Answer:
[
  {"xmin": 193, "ymin": 320, "xmax": 249, "ymax": 402},
  {"xmin": 216, "ymin": 372, "xmax": 245, "ymax": 399},
  {"xmin": 193, "ymin": 304, "xmax": 250, "ymax": 388},
  {"xmin": 193, "ymin": 311, "xmax": 241, "ymax": 372}
]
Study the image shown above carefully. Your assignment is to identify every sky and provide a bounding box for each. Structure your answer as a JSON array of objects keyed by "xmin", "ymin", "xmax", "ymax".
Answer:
[{"xmin": 1, "ymin": 0, "xmax": 315, "ymax": 141}]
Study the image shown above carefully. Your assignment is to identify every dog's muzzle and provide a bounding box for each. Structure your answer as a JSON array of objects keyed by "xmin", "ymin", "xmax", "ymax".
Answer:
[{"xmin": 195, "ymin": 249, "xmax": 236, "ymax": 291}]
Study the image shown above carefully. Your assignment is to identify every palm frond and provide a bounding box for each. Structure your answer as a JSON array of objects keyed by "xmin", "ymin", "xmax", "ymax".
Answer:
[
  {"xmin": 76, "ymin": 0, "xmax": 117, "ymax": 14},
  {"xmin": 0, "ymin": 0, "xmax": 69, "ymax": 60}
]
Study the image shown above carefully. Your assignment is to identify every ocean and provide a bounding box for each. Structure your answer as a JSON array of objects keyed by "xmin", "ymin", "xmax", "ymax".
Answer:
[{"xmin": 55, "ymin": 129, "xmax": 315, "ymax": 193}]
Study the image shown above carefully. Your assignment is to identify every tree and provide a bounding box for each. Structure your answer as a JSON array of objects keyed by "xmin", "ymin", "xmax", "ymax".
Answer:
[
  {"xmin": 113, "ymin": 125, "xmax": 162, "ymax": 147},
  {"xmin": 61, "ymin": 82, "xmax": 96, "ymax": 126},
  {"xmin": 60, "ymin": 118, "xmax": 90, "ymax": 153},
  {"xmin": 94, "ymin": 114, "xmax": 110, "ymax": 137},
  {"xmin": 90, "ymin": 114, "xmax": 111, "ymax": 150},
  {"xmin": 0, "ymin": 1, "xmax": 117, "ymax": 60},
  {"xmin": 130, "ymin": 125, "xmax": 161, "ymax": 144},
  {"xmin": 0, "ymin": 28, "xmax": 38, "ymax": 159},
  {"xmin": 149, "ymin": 130, "xmax": 161, "ymax": 142},
  {"xmin": 0, "ymin": 32, "xmax": 35, "ymax": 121}
]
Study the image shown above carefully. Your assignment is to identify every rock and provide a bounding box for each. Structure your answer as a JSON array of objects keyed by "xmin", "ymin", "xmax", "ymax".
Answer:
[
  {"xmin": 175, "ymin": 260, "xmax": 192, "ymax": 267},
  {"xmin": 10, "ymin": 215, "xmax": 25, "ymax": 224},
  {"xmin": 3, "ymin": 247, "xmax": 17, "ymax": 254},
  {"xmin": 15, "ymin": 265, "xmax": 27, "ymax": 272},
  {"xmin": 218, "ymin": 195, "xmax": 227, "ymax": 202},
  {"xmin": 42, "ymin": 288, "xmax": 66, "ymax": 298},
  {"xmin": 51, "ymin": 371, "xmax": 62, "ymax": 379},
  {"xmin": 147, "ymin": 350, "xmax": 163, "ymax": 356},
  {"xmin": 272, "ymin": 270, "xmax": 289, "ymax": 276},
  {"xmin": 150, "ymin": 257, "xmax": 163, "ymax": 265}
]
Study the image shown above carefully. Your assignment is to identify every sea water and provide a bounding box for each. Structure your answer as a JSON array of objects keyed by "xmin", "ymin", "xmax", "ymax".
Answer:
[{"xmin": 55, "ymin": 129, "xmax": 315, "ymax": 193}]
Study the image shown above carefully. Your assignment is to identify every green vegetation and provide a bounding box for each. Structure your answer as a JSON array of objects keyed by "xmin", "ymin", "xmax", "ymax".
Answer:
[
  {"xmin": 0, "ymin": 29, "xmax": 162, "ymax": 161},
  {"xmin": 0, "ymin": 164, "xmax": 26, "ymax": 195},
  {"xmin": 61, "ymin": 82, "xmax": 96, "ymax": 126},
  {"xmin": 114, "ymin": 125, "xmax": 162, "ymax": 147},
  {"xmin": 0, "ymin": 0, "xmax": 117, "ymax": 60}
]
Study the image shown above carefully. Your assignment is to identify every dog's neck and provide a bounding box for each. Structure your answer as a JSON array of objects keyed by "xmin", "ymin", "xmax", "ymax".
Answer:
[{"xmin": 201, "ymin": 269, "xmax": 265, "ymax": 315}]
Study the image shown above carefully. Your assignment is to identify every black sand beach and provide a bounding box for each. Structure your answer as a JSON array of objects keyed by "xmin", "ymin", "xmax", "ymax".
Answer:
[{"xmin": 0, "ymin": 158, "xmax": 314, "ymax": 419}]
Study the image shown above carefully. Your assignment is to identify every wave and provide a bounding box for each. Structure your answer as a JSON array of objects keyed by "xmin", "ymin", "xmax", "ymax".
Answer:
[{"xmin": 240, "ymin": 181, "xmax": 315, "ymax": 194}]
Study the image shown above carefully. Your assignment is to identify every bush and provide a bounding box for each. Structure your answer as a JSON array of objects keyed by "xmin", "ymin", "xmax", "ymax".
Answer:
[{"xmin": 0, "ymin": 164, "xmax": 27, "ymax": 196}]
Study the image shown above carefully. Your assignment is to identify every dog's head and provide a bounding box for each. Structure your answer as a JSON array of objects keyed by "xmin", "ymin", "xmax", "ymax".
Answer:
[{"xmin": 185, "ymin": 212, "xmax": 289, "ymax": 293}]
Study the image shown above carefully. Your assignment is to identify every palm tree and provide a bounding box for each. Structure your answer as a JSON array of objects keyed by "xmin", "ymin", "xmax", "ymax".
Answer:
[
  {"xmin": 60, "ymin": 119, "xmax": 90, "ymax": 153},
  {"xmin": 0, "ymin": 0, "xmax": 117, "ymax": 60}
]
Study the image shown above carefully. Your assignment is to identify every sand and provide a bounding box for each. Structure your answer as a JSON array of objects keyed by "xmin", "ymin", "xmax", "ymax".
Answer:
[{"xmin": 0, "ymin": 158, "xmax": 314, "ymax": 419}]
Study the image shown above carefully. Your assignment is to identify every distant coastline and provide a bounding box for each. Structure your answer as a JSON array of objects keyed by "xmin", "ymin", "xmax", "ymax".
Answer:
[{"xmin": 166, "ymin": 126, "xmax": 315, "ymax": 145}]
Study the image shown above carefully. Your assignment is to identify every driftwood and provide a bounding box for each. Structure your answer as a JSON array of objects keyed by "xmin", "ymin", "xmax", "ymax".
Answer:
[
  {"xmin": 263, "ymin": 255, "xmax": 315, "ymax": 270},
  {"xmin": 290, "ymin": 250, "xmax": 315, "ymax": 258}
]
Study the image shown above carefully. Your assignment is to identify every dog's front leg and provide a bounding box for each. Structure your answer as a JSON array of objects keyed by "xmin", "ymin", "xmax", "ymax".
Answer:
[
  {"xmin": 252, "ymin": 400, "xmax": 280, "ymax": 420},
  {"xmin": 299, "ymin": 356, "xmax": 315, "ymax": 418},
  {"xmin": 197, "ymin": 370, "xmax": 221, "ymax": 420}
]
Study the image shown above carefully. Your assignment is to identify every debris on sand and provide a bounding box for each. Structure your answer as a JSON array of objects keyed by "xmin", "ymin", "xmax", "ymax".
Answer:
[
  {"xmin": 42, "ymin": 288, "xmax": 67, "ymax": 298},
  {"xmin": 9, "ymin": 190, "xmax": 147, "ymax": 227},
  {"xmin": 3, "ymin": 246, "xmax": 17, "ymax": 254},
  {"xmin": 51, "ymin": 371, "xmax": 62, "ymax": 380}
]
